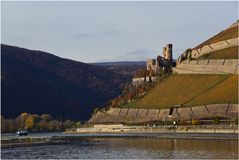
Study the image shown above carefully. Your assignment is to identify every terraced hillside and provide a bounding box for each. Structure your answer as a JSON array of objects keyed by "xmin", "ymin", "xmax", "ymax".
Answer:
[
  {"xmin": 198, "ymin": 46, "xmax": 238, "ymax": 59},
  {"xmin": 194, "ymin": 22, "xmax": 238, "ymax": 49},
  {"xmin": 125, "ymin": 74, "xmax": 238, "ymax": 109}
]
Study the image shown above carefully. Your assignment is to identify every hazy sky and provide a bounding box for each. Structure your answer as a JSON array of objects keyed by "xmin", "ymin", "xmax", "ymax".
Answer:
[{"xmin": 1, "ymin": 1, "xmax": 238, "ymax": 63}]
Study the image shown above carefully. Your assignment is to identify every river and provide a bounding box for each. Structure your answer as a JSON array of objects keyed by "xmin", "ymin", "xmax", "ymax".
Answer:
[{"xmin": 1, "ymin": 132, "xmax": 238, "ymax": 159}]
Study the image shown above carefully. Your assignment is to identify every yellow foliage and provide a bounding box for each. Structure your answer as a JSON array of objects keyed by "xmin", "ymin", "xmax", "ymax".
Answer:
[
  {"xmin": 25, "ymin": 116, "xmax": 35, "ymax": 130},
  {"xmin": 191, "ymin": 119, "xmax": 201, "ymax": 125}
]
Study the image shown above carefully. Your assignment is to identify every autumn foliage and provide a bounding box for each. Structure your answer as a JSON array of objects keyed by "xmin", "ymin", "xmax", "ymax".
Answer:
[{"xmin": 1, "ymin": 113, "xmax": 79, "ymax": 133}]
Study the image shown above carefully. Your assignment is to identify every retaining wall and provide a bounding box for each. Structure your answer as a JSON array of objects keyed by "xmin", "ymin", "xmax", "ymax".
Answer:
[
  {"xmin": 174, "ymin": 59, "xmax": 238, "ymax": 74},
  {"xmin": 88, "ymin": 104, "xmax": 238, "ymax": 124},
  {"xmin": 191, "ymin": 37, "xmax": 238, "ymax": 58}
]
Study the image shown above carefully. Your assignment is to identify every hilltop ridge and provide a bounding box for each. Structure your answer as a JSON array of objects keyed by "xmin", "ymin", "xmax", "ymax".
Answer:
[{"xmin": 1, "ymin": 44, "xmax": 135, "ymax": 120}]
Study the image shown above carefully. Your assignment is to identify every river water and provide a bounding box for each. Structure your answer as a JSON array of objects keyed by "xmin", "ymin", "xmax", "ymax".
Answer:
[{"xmin": 1, "ymin": 133, "xmax": 238, "ymax": 159}]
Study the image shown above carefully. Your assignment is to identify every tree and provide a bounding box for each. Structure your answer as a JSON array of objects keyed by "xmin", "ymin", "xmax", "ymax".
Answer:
[
  {"xmin": 38, "ymin": 121, "xmax": 49, "ymax": 132},
  {"xmin": 7, "ymin": 119, "xmax": 16, "ymax": 132},
  {"xmin": 75, "ymin": 121, "xmax": 82, "ymax": 128},
  {"xmin": 1, "ymin": 116, "xmax": 7, "ymax": 133},
  {"xmin": 16, "ymin": 112, "xmax": 30, "ymax": 129},
  {"xmin": 40, "ymin": 114, "xmax": 53, "ymax": 122},
  {"xmin": 49, "ymin": 120, "xmax": 59, "ymax": 131},
  {"xmin": 63, "ymin": 120, "xmax": 74, "ymax": 130},
  {"xmin": 25, "ymin": 116, "xmax": 36, "ymax": 130}
]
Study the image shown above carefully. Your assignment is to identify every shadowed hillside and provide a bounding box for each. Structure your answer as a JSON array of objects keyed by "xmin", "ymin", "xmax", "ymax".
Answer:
[{"xmin": 1, "ymin": 44, "xmax": 135, "ymax": 120}]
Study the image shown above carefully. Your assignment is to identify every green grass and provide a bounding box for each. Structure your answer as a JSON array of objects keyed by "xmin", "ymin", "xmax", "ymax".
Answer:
[
  {"xmin": 123, "ymin": 74, "xmax": 238, "ymax": 109},
  {"xmin": 198, "ymin": 46, "xmax": 238, "ymax": 59}
]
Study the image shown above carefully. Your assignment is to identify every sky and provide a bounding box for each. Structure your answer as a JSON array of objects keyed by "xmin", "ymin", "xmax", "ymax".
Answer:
[{"xmin": 1, "ymin": 1, "xmax": 238, "ymax": 63}]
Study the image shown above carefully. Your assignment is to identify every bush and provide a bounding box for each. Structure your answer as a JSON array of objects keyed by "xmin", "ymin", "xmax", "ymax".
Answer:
[
  {"xmin": 213, "ymin": 117, "xmax": 220, "ymax": 125},
  {"xmin": 164, "ymin": 121, "xmax": 174, "ymax": 125},
  {"xmin": 235, "ymin": 118, "xmax": 238, "ymax": 125},
  {"xmin": 93, "ymin": 107, "xmax": 100, "ymax": 115},
  {"xmin": 191, "ymin": 119, "xmax": 201, "ymax": 125}
]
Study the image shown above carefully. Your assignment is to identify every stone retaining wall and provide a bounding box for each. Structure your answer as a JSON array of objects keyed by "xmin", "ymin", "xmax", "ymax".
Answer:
[
  {"xmin": 174, "ymin": 59, "xmax": 238, "ymax": 74},
  {"xmin": 88, "ymin": 104, "xmax": 238, "ymax": 124},
  {"xmin": 191, "ymin": 37, "xmax": 238, "ymax": 58}
]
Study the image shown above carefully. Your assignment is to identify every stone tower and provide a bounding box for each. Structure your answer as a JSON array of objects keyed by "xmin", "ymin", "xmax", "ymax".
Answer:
[{"xmin": 163, "ymin": 44, "xmax": 173, "ymax": 63}]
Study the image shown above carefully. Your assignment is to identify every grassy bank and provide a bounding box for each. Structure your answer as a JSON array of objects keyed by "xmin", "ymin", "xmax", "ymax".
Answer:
[
  {"xmin": 194, "ymin": 24, "xmax": 238, "ymax": 49},
  {"xmin": 198, "ymin": 46, "xmax": 238, "ymax": 59},
  {"xmin": 124, "ymin": 74, "xmax": 238, "ymax": 109}
]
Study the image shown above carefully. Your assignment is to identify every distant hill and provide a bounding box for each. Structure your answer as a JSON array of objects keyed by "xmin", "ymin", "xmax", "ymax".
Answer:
[
  {"xmin": 92, "ymin": 61, "xmax": 145, "ymax": 66},
  {"xmin": 91, "ymin": 61, "xmax": 145, "ymax": 77},
  {"xmin": 1, "ymin": 44, "xmax": 135, "ymax": 120}
]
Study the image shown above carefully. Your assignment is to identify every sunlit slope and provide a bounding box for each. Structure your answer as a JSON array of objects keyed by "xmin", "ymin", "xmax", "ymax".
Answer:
[
  {"xmin": 131, "ymin": 74, "xmax": 238, "ymax": 109},
  {"xmin": 194, "ymin": 23, "xmax": 238, "ymax": 49},
  {"xmin": 185, "ymin": 75, "xmax": 238, "ymax": 106},
  {"xmin": 198, "ymin": 46, "xmax": 238, "ymax": 59}
]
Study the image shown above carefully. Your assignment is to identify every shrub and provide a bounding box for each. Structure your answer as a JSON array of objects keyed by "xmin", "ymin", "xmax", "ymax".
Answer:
[
  {"xmin": 213, "ymin": 117, "xmax": 220, "ymax": 125},
  {"xmin": 235, "ymin": 118, "xmax": 238, "ymax": 125},
  {"xmin": 191, "ymin": 119, "xmax": 201, "ymax": 125}
]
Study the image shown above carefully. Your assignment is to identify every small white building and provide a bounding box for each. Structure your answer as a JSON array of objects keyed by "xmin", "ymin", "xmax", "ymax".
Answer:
[{"xmin": 132, "ymin": 76, "xmax": 158, "ymax": 85}]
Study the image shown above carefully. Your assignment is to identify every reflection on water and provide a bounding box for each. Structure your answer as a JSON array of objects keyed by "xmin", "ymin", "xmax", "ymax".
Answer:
[{"xmin": 1, "ymin": 137, "xmax": 238, "ymax": 159}]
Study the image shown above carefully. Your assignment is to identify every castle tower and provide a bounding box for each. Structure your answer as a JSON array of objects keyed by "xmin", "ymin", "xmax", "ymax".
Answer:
[{"xmin": 163, "ymin": 44, "xmax": 173, "ymax": 63}]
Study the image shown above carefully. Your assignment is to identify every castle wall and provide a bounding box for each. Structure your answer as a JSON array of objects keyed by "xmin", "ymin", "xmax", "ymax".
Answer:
[{"xmin": 88, "ymin": 104, "xmax": 239, "ymax": 124}]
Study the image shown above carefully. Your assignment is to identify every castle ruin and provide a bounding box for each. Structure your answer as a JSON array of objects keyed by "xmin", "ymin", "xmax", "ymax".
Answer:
[
  {"xmin": 133, "ymin": 44, "xmax": 174, "ymax": 85},
  {"xmin": 163, "ymin": 44, "xmax": 173, "ymax": 63},
  {"xmin": 146, "ymin": 44, "xmax": 173, "ymax": 73},
  {"xmin": 146, "ymin": 59, "xmax": 157, "ymax": 73}
]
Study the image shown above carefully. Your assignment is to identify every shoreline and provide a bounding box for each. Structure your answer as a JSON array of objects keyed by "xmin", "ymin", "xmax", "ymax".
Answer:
[{"xmin": 1, "ymin": 132, "xmax": 238, "ymax": 149}]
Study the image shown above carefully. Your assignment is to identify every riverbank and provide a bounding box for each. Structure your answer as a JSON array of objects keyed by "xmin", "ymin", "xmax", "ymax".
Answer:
[
  {"xmin": 1, "ymin": 132, "xmax": 238, "ymax": 149},
  {"xmin": 68, "ymin": 124, "xmax": 239, "ymax": 134}
]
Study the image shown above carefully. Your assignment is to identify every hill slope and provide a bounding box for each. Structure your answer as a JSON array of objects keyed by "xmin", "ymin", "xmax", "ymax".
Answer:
[
  {"xmin": 194, "ymin": 21, "xmax": 238, "ymax": 49},
  {"xmin": 127, "ymin": 22, "xmax": 238, "ymax": 109},
  {"xmin": 130, "ymin": 74, "xmax": 237, "ymax": 109},
  {"xmin": 92, "ymin": 61, "xmax": 145, "ymax": 77},
  {"xmin": 198, "ymin": 46, "xmax": 238, "ymax": 59},
  {"xmin": 1, "ymin": 44, "xmax": 132, "ymax": 120}
]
